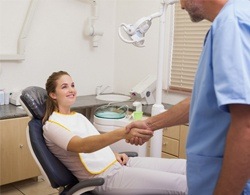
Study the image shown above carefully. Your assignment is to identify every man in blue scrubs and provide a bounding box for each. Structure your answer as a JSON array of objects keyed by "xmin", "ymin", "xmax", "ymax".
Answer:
[{"xmin": 126, "ymin": 0, "xmax": 250, "ymax": 194}]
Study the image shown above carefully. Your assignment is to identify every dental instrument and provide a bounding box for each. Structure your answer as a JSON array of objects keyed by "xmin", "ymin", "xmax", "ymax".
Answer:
[{"xmin": 130, "ymin": 75, "xmax": 156, "ymax": 105}]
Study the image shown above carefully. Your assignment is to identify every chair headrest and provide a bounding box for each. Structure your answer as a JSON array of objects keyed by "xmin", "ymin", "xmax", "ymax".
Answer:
[{"xmin": 20, "ymin": 86, "xmax": 47, "ymax": 120}]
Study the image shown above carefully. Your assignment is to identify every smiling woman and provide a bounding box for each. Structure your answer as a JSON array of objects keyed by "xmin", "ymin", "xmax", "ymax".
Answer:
[
  {"xmin": 42, "ymin": 71, "xmax": 75, "ymax": 123},
  {"xmin": 41, "ymin": 70, "xmax": 187, "ymax": 195},
  {"xmin": 48, "ymin": 73, "xmax": 77, "ymax": 114}
]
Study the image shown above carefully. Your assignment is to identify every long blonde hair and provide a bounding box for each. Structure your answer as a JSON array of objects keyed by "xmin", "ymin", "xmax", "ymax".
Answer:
[{"xmin": 42, "ymin": 71, "xmax": 70, "ymax": 124}]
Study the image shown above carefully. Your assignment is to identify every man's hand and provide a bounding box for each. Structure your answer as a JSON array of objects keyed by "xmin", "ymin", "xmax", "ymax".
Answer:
[
  {"xmin": 125, "ymin": 120, "xmax": 153, "ymax": 145},
  {"xmin": 125, "ymin": 120, "xmax": 151, "ymax": 133}
]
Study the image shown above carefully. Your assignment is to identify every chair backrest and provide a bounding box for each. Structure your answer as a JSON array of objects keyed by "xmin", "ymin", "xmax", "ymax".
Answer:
[
  {"xmin": 21, "ymin": 86, "xmax": 47, "ymax": 119},
  {"xmin": 21, "ymin": 86, "xmax": 79, "ymax": 189}
]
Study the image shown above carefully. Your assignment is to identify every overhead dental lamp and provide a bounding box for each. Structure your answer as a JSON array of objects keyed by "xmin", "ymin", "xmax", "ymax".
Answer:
[
  {"xmin": 119, "ymin": 0, "xmax": 178, "ymax": 47},
  {"xmin": 118, "ymin": 16, "xmax": 153, "ymax": 47},
  {"xmin": 118, "ymin": 0, "xmax": 178, "ymax": 157}
]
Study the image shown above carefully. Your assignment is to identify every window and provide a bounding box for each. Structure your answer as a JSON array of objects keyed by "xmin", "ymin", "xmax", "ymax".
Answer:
[{"xmin": 170, "ymin": 3, "xmax": 211, "ymax": 92}]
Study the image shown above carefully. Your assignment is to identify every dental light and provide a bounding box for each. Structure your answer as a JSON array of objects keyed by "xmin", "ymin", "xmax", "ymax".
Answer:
[
  {"xmin": 119, "ymin": 16, "xmax": 155, "ymax": 47},
  {"xmin": 118, "ymin": 0, "xmax": 178, "ymax": 157},
  {"xmin": 118, "ymin": 0, "xmax": 178, "ymax": 47}
]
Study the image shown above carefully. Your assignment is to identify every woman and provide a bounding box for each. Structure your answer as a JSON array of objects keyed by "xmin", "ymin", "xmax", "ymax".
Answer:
[{"xmin": 42, "ymin": 71, "xmax": 187, "ymax": 194}]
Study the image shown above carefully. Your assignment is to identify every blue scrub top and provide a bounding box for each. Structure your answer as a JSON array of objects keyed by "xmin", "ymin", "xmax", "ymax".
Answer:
[{"xmin": 186, "ymin": 0, "xmax": 250, "ymax": 194}]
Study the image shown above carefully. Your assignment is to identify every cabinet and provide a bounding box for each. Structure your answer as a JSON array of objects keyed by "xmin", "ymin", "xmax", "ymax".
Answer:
[
  {"xmin": 0, "ymin": 117, "xmax": 40, "ymax": 185},
  {"xmin": 161, "ymin": 125, "xmax": 189, "ymax": 159}
]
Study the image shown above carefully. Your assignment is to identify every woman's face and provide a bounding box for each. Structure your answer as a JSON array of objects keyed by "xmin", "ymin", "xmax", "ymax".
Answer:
[{"xmin": 50, "ymin": 74, "xmax": 77, "ymax": 112}]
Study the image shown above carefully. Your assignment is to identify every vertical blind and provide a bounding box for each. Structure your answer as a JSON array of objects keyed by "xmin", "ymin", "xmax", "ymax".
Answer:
[{"xmin": 170, "ymin": 3, "xmax": 211, "ymax": 92}]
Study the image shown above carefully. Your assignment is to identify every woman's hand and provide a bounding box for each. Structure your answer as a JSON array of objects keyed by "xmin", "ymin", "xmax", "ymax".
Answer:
[{"xmin": 114, "ymin": 152, "xmax": 129, "ymax": 165}]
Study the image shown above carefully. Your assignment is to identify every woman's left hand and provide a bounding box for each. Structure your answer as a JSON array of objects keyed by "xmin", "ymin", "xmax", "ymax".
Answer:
[{"xmin": 114, "ymin": 152, "xmax": 129, "ymax": 165}]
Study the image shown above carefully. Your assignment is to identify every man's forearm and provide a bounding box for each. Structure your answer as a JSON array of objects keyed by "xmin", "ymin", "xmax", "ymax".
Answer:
[
  {"xmin": 214, "ymin": 103, "xmax": 250, "ymax": 194},
  {"xmin": 214, "ymin": 126, "xmax": 250, "ymax": 194},
  {"xmin": 146, "ymin": 97, "xmax": 190, "ymax": 131}
]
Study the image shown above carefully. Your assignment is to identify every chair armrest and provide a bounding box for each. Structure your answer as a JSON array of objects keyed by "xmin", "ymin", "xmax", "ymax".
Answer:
[
  {"xmin": 122, "ymin": 151, "xmax": 138, "ymax": 157},
  {"xmin": 66, "ymin": 177, "xmax": 104, "ymax": 195}
]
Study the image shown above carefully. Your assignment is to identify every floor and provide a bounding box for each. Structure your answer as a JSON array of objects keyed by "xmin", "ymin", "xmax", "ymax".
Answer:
[{"xmin": 0, "ymin": 176, "xmax": 59, "ymax": 195}]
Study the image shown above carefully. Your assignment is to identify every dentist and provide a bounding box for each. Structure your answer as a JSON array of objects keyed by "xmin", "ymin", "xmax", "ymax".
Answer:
[{"xmin": 126, "ymin": 0, "xmax": 250, "ymax": 194}]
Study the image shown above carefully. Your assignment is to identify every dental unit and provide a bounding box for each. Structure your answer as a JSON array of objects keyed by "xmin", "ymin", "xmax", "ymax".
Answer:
[
  {"xmin": 93, "ymin": 103, "xmax": 147, "ymax": 157},
  {"xmin": 93, "ymin": 76, "xmax": 158, "ymax": 156},
  {"xmin": 118, "ymin": 0, "xmax": 179, "ymax": 157}
]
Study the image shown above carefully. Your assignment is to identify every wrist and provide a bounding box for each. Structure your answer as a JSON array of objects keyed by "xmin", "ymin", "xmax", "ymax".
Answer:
[
  {"xmin": 145, "ymin": 118, "xmax": 155, "ymax": 131},
  {"xmin": 123, "ymin": 128, "xmax": 133, "ymax": 140},
  {"xmin": 120, "ymin": 128, "xmax": 128, "ymax": 139}
]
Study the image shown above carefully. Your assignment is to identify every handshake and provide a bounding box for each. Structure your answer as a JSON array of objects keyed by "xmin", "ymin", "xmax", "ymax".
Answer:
[{"xmin": 124, "ymin": 119, "xmax": 154, "ymax": 145}]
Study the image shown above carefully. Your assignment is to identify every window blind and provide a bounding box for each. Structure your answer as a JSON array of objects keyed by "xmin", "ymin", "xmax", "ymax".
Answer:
[{"xmin": 170, "ymin": 4, "xmax": 211, "ymax": 92}]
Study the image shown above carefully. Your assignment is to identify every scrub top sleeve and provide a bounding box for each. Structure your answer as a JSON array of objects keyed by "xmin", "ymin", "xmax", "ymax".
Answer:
[
  {"xmin": 212, "ymin": 19, "xmax": 250, "ymax": 112},
  {"xmin": 43, "ymin": 121, "xmax": 75, "ymax": 150}
]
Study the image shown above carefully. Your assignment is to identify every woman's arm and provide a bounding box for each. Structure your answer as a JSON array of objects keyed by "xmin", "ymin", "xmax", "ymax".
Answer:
[{"xmin": 67, "ymin": 127, "xmax": 153, "ymax": 153}]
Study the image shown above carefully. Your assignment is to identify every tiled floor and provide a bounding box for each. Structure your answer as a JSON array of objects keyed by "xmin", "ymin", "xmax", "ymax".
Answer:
[{"xmin": 0, "ymin": 176, "xmax": 58, "ymax": 195}]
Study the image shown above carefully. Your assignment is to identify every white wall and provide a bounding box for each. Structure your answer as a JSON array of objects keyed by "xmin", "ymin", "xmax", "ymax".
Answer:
[
  {"xmin": 0, "ymin": 0, "xmax": 187, "ymax": 104},
  {"xmin": 0, "ymin": 0, "xmax": 117, "ymax": 95}
]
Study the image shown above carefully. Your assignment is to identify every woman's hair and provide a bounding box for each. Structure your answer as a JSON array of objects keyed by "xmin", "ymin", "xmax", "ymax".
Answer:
[{"xmin": 42, "ymin": 71, "xmax": 70, "ymax": 124}]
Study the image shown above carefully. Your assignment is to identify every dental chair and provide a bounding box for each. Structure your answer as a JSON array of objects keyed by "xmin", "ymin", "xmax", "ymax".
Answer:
[{"xmin": 20, "ymin": 86, "xmax": 104, "ymax": 195}]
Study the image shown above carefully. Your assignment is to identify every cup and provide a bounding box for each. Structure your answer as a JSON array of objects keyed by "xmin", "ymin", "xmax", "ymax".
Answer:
[
  {"xmin": 132, "ymin": 111, "xmax": 143, "ymax": 120},
  {"xmin": 4, "ymin": 91, "xmax": 10, "ymax": 105},
  {"xmin": 0, "ymin": 90, "xmax": 4, "ymax": 105}
]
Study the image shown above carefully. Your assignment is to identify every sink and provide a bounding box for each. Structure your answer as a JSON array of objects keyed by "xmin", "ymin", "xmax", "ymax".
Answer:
[{"xmin": 96, "ymin": 94, "xmax": 131, "ymax": 102}]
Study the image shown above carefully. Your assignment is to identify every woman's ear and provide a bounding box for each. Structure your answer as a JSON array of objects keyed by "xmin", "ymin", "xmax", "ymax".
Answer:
[{"xmin": 49, "ymin": 92, "xmax": 56, "ymax": 100}]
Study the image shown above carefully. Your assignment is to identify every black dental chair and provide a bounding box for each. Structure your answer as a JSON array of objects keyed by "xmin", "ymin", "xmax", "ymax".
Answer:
[{"xmin": 20, "ymin": 86, "xmax": 104, "ymax": 195}]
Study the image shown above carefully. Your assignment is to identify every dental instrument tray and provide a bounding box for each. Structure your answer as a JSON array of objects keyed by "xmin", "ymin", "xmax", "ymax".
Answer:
[{"xmin": 94, "ymin": 104, "xmax": 128, "ymax": 119}]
